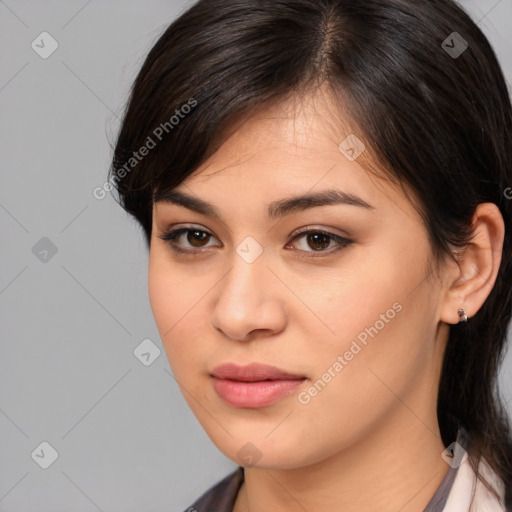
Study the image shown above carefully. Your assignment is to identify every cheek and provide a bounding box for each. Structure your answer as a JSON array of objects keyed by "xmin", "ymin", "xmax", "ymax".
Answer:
[
  {"xmin": 147, "ymin": 254, "xmax": 211, "ymax": 378},
  {"xmin": 296, "ymin": 264, "xmax": 401, "ymax": 357},
  {"xmin": 304, "ymin": 295, "xmax": 406, "ymax": 407},
  {"xmin": 285, "ymin": 302, "xmax": 416, "ymax": 459},
  {"xmin": 294, "ymin": 255, "xmax": 428, "ymax": 405},
  {"xmin": 148, "ymin": 255, "xmax": 186, "ymax": 355},
  {"xmin": 148, "ymin": 255, "xmax": 174, "ymax": 334},
  {"xmin": 304, "ymin": 281, "xmax": 435, "ymax": 424},
  {"xmin": 148, "ymin": 249, "xmax": 197, "ymax": 330}
]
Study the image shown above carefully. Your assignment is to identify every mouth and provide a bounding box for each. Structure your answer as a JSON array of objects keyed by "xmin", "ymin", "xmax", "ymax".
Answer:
[{"xmin": 210, "ymin": 362, "xmax": 307, "ymax": 408}]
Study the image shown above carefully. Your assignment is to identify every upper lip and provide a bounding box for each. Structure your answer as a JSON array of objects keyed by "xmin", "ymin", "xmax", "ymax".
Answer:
[{"xmin": 211, "ymin": 362, "xmax": 305, "ymax": 382}]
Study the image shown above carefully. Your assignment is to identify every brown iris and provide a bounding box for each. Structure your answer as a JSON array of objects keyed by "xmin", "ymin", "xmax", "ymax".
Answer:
[
  {"xmin": 304, "ymin": 232, "xmax": 331, "ymax": 251},
  {"xmin": 187, "ymin": 230, "xmax": 210, "ymax": 247}
]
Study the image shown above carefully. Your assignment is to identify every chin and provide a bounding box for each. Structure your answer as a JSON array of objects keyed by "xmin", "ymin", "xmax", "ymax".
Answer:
[{"xmin": 204, "ymin": 433, "xmax": 320, "ymax": 470}]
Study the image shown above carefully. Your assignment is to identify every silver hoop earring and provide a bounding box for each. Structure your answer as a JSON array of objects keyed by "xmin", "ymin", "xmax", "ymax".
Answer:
[{"xmin": 458, "ymin": 308, "xmax": 468, "ymax": 323}]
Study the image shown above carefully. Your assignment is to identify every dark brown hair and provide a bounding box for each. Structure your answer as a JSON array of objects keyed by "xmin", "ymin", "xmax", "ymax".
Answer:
[{"xmin": 109, "ymin": 0, "xmax": 512, "ymax": 507}]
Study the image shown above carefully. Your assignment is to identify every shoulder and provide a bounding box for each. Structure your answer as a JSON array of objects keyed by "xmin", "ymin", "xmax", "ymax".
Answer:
[
  {"xmin": 182, "ymin": 467, "xmax": 244, "ymax": 512},
  {"xmin": 443, "ymin": 455, "xmax": 507, "ymax": 511}
]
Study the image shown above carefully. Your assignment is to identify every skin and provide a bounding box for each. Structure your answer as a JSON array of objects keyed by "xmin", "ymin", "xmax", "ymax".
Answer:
[{"xmin": 148, "ymin": 88, "xmax": 504, "ymax": 512}]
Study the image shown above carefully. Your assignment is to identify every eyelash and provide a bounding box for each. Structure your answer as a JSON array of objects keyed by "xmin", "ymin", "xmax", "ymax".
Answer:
[{"xmin": 157, "ymin": 226, "xmax": 353, "ymax": 257}]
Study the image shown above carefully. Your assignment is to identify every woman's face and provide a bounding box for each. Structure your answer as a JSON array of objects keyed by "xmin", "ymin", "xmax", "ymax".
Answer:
[{"xmin": 148, "ymin": 92, "xmax": 451, "ymax": 469}]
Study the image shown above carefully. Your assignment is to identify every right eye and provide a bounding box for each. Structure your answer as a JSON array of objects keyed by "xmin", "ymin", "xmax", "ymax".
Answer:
[{"xmin": 157, "ymin": 227, "xmax": 221, "ymax": 254}]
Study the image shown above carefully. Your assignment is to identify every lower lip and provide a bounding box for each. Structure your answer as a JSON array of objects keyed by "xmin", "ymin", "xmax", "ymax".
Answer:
[{"xmin": 212, "ymin": 377, "xmax": 306, "ymax": 408}]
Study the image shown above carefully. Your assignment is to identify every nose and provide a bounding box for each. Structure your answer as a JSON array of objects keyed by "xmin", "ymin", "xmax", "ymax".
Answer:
[{"xmin": 210, "ymin": 251, "xmax": 288, "ymax": 342}]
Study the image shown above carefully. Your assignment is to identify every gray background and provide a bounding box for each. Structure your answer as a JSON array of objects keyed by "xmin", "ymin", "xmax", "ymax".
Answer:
[{"xmin": 1, "ymin": 1, "xmax": 511, "ymax": 511}]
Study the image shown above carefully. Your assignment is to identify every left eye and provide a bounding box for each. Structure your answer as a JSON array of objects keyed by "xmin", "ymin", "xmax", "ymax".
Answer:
[
  {"xmin": 157, "ymin": 227, "xmax": 352, "ymax": 255},
  {"xmin": 288, "ymin": 230, "xmax": 350, "ymax": 253}
]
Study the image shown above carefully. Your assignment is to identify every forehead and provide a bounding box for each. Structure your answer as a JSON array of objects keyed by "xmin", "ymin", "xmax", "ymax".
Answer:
[
  {"xmin": 153, "ymin": 90, "xmax": 420, "ymax": 226},
  {"xmin": 194, "ymin": 90, "xmax": 361, "ymax": 168}
]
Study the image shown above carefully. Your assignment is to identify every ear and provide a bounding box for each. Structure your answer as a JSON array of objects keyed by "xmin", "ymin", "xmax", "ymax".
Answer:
[{"xmin": 440, "ymin": 203, "xmax": 505, "ymax": 325}]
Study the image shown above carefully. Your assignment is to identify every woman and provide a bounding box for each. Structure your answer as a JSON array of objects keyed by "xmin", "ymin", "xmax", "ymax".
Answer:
[{"xmin": 108, "ymin": 0, "xmax": 512, "ymax": 510}]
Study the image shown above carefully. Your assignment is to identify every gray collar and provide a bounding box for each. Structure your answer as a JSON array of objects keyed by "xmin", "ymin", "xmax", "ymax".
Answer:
[{"xmin": 423, "ymin": 424, "xmax": 470, "ymax": 512}]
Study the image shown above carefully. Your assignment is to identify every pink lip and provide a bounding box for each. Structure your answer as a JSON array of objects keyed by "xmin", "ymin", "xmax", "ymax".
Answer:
[{"xmin": 211, "ymin": 363, "xmax": 306, "ymax": 408}]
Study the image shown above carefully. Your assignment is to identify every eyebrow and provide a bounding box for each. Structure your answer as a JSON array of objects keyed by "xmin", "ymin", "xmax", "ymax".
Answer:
[{"xmin": 155, "ymin": 188, "xmax": 375, "ymax": 221}]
